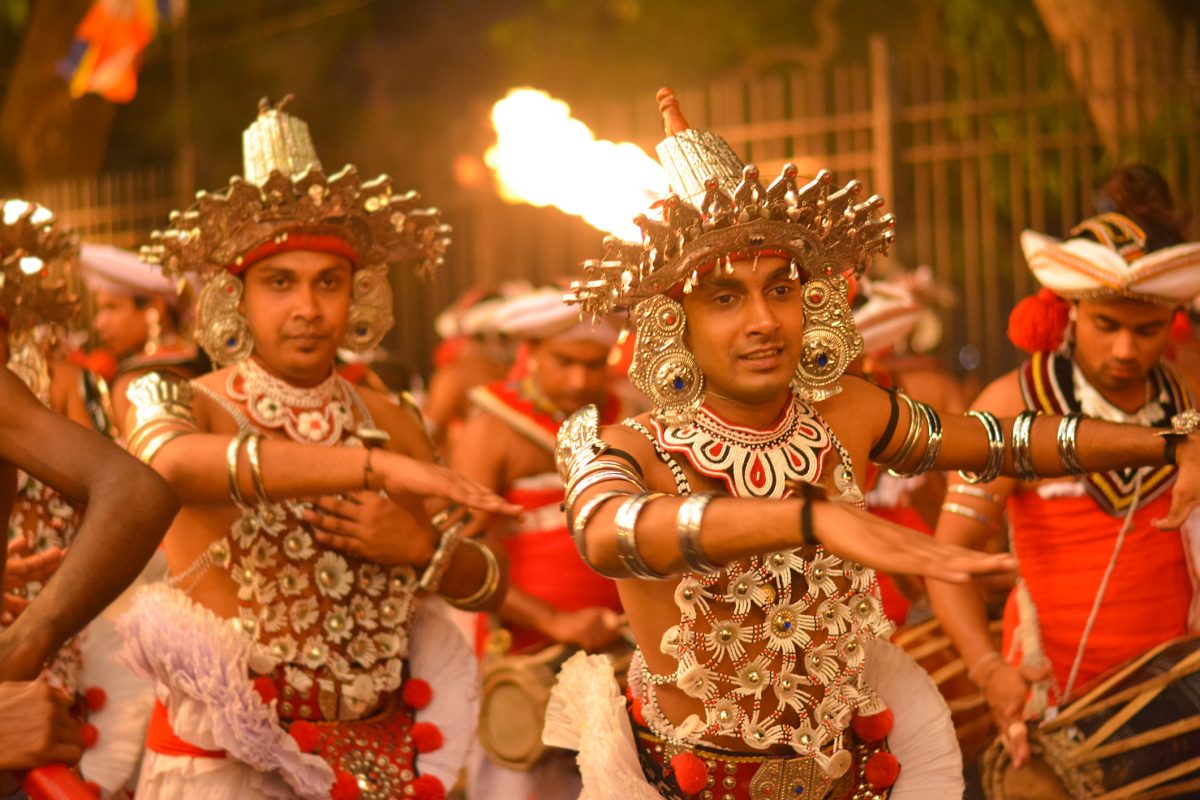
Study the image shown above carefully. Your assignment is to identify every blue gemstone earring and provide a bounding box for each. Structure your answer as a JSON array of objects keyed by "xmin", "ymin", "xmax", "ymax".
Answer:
[
  {"xmin": 792, "ymin": 276, "xmax": 863, "ymax": 402},
  {"xmin": 629, "ymin": 295, "xmax": 705, "ymax": 425}
]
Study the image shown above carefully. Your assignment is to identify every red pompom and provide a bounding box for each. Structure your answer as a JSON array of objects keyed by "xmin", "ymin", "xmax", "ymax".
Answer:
[
  {"xmin": 84, "ymin": 781, "xmax": 101, "ymax": 795},
  {"xmin": 629, "ymin": 696, "xmax": 646, "ymax": 728},
  {"xmin": 80, "ymin": 723, "xmax": 99, "ymax": 749},
  {"xmin": 669, "ymin": 751, "xmax": 709, "ymax": 795},
  {"xmin": 1007, "ymin": 288, "xmax": 1071, "ymax": 353},
  {"xmin": 851, "ymin": 708, "xmax": 894, "ymax": 742},
  {"xmin": 331, "ymin": 770, "xmax": 361, "ymax": 800},
  {"xmin": 252, "ymin": 677, "xmax": 278, "ymax": 705},
  {"xmin": 83, "ymin": 687, "xmax": 107, "ymax": 712},
  {"xmin": 1172, "ymin": 308, "xmax": 1192, "ymax": 343},
  {"xmin": 411, "ymin": 721, "xmax": 444, "ymax": 753},
  {"xmin": 865, "ymin": 751, "xmax": 900, "ymax": 790},
  {"xmin": 288, "ymin": 720, "xmax": 321, "ymax": 753},
  {"xmin": 411, "ymin": 774, "xmax": 446, "ymax": 800},
  {"xmin": 401, "ymin": 678, "xmax": 433, "ymax": 710}
]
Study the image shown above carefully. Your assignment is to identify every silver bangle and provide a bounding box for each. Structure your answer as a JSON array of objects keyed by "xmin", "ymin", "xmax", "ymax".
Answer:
[
  {"xmin": 1057, "ymin": 413, "xmax": 1086, "ymax": 476},
  {"xmin": 225, "ymin": 432, "xmax": 250, "ymax": 507},
  {"xmin": 1011, "ymin": 411, "xmax": 1038, "ymax": 482},
  {"xmin": 676, "ymin": 493, "xmax": 719, "ymax": 574},
  {"xmin": 614, "ymin": 492, "xmax": 669, "ymax": 580},
  {"xmin": 915, "ymin": 401, "xmax": 944, "ymax": 475},
  {"xmin": 941, "ymin": 501, "xmax": 998, "ymax": 529},
  {"xmin": 947, "ymin": 484, "xmax": 1003, "ymax": 504},
  {"xmin": 566, "ymin": 466, "xmax": 645, "ymax": 509},
  {"xmin": 569, "ymin": 490, "xmax": 628, "ymax": 579},
  {"xmin": 892, "ymin": 400, "xmax": 943, "ymax": 477},
  {"xmin": 418, "ymin": 528, "xmax": 462, "ymax": 594},
  {"xmin": 959, "ymin": 410, "xmax": 1004, "ymax": 484},
  {"xmin": 886, "ymin": 393, "xmax": 924, "ymax": 473}
]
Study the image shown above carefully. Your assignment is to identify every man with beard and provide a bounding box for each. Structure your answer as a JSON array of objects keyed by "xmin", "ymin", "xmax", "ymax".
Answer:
[
  {"xmin": 929, "ymin": 204, "xmax": 1200, "ymax": 773},
  {"xmin": 118, "ymin": 98, "xmax": 516, "ymax": 800},
  {"xmin": 453, "ymin": 287, "xmax": 627, "ymax": 798},
  {"xmin": 544, "ymin": 89, "xmax": 1200, "ymax": 799}
]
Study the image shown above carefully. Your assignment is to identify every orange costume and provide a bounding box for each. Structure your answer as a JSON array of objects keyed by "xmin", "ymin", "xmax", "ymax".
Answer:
[
  {"xmin": 469, "ymin": 377, "xmax": 624, "ymax": 653},
  {"xmin": 1003, "ymin": 350, "xmax": 1194, "ymax": 697}
]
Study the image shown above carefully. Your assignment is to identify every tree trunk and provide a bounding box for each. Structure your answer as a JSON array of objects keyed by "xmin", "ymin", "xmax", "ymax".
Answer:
[
  {"xmin": 0, "ymin": 0, "xmax": 117, "ymax": 186},
  {"xmin": 1032, "ymin": 0, "xmax": 1171, "ymax": 154}
]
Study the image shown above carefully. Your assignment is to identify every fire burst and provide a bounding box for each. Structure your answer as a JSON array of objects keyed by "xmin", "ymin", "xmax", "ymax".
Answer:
[{"xmin": 485, "ymin": 88, "xmax": 669, "ymax": 241}]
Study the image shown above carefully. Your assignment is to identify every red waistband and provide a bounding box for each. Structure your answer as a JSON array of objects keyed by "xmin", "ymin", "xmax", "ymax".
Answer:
[{"xmin": 145, "ymin": 700, "xmax": 227, "ymax": 759}]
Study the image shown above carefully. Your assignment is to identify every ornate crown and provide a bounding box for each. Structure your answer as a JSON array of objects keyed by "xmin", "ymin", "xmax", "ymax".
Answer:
[
  {"xmin": 142, "ymin": 96, "xmax": 452, "ymax": 284},
  {"xmin": 0, "ymin": 200, "xmax": 80, "ymax": 332},
  {"xmin": 567, "ymin": 88, "xmax": 895, "ymax": 315}
]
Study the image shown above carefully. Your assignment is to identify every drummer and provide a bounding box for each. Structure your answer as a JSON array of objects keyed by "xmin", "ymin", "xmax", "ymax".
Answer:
[
  {"xmin": 449, "ymin": 285, "xmax": 629, "ymax": 798},
  {"xmin": 929, "ymin": 177, "xmax": 1200, "ymax": 769}
]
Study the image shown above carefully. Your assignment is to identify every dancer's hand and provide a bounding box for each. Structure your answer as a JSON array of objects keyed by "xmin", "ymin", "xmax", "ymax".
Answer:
[
  {"xmin": 814, "ymin": 501, "xmax": 1017, "ymax": 582},
  {"xmin": 305, "ymin": 491, "xmax": 436, "ymax": 566},
  {"xmin": 4, "ymin": 536, "xmax": 63, "ymax": 591},
  {"xmin": 374, "ymin": 453, "xmax": 522, "ymax": 517},
  {"xmin": 1157, "ymin": 435, "xmax": 1200, "ymax": 529},
  {"xmin": 982, "ymin": 661, "xmax": 1052, "ymax": 768},
  {"xmin": 0, "ymin": 682, "xmax": 83, "ymax": 771},
  {"xmin": 546, "ymin": 607, "xmax": 623, "ymax": 652}
]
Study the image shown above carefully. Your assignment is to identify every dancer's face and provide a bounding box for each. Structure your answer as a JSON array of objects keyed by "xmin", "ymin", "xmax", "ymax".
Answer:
[
  {"xmin": 1073, "ymin": 297, "xmax": 1173, "ymax": 396},
  {"xmin": 241, "ymin": 250, "xmax": 352, "ymax": 386},
  {"xmin": 682, "ymin": 256, "xmax": 805, "ymax": 407},
  {"xmin": 527, "ymin": 337, "xmax": 611, "ymax": 415},
  {"xmin": 93, "ymin": 291, "xmax": 151, "ymax": 357}
]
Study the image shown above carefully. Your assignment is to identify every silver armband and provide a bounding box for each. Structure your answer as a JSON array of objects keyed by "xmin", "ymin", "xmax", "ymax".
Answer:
[
  {"xmin": 614, "ymin": 492, "xmax": 669, "ymax": 580},
  {"xmin": 676, "ymin": 492, "xmax": 720, "ymax": 574}
]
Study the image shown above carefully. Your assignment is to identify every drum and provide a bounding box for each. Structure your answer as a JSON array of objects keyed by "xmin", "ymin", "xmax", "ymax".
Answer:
[
  {"xmin": 893, "ymin": 617, "xmax": 1002, "ymax": 763},
  {"xmin": 478, "ymin": 632, "xmax": 633, "ymax": 771},
  {"xmin": 981, "ymin": 634, "xmax": 1200, "ymax": 800}
]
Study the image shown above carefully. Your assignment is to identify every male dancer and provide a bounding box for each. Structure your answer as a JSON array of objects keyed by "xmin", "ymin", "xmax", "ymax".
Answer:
[
  {"xmin": 78, "ymin": 242, "xmax": 206, "ymax": 436},
  {"xmin": 452, "ymin": 286, "xmax": 626, "ymax": 798},
  {"xmin": 120, "ymin": 98, "xmax": 515, "ymax": 800},
  {"xmin": 929, "ymin": 209, "xmax": 1200, "ymax": 772},
  {"xmin": 546, "ymin": 89, "xmax": 1200, "ymax": 800}
]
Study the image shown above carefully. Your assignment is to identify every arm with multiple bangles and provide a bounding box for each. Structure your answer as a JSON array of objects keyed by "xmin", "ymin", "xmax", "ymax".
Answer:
[
  {"xmin": 560, "ymin": 377, "xmax": 1197, "ymax": 586},
  {"xmin": 124, "ymin": 371, "xmax": 517, "ymax": 612}
]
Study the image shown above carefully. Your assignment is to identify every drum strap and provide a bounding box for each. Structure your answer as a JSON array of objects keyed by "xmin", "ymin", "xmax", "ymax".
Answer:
[{"xmin": 1060, "ymin": 474, "xmax": 1143, "ymax": 704}]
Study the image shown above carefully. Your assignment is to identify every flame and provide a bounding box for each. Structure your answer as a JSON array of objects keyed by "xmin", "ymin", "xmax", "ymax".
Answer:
[{"xmin": 485, "ymin": 88, "xmax": 668, "ymax": 240}]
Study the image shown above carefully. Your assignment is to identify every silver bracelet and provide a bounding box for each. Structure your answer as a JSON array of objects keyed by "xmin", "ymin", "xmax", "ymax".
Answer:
[
  {"xmin": 225, "ymin": 432, "xmax": 251, "ymax": 507},
  {"xmin": 915, "ymin": 401, "xmax": 944, "ymax": 475},
  {"xmin": 569, "ymin": 490, "xmax": 628, "ymax": 579},
  {"xmin": 959, "ymin": 410, "xmax": 1004, "ymax": 484},
  {"xmin": 418, "ymin": 528, "xmax": 462, "ymax": 594},
  {"xmin": 941, "ymin": 501, "xmax": 998, "ymax": 529},
  {"xmin": 892, "ymin": 400, "xmax": 943, "ymax": 477},
  {"xmin": 676, "ymin": 493, "xmax": 720, "ymax": 574},
  {"xmin": 1011, "ymin": 410, "xmax": 1038, "ymax": 482},
  {"xmin": 565, "ymin": 465, "xmax": 646, "ymax": 509},
  {"xmin": 886, "ymin": 393, "xmax": 925, "ymax": 473},
  {"xmin": 947, "ymin": 484, "xmax": 1003, "ymax": 504},
  {"xmin": 1057, "ymin": 413, "xmax": 1086, "ymax": 476},
  {"xmin": 614, "ymin": 492, "xmax": 669, "ymax": 580}
]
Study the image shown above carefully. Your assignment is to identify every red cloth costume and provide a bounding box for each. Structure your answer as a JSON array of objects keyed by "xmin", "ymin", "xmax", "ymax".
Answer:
[
  {"xmin": 1003, "ymin": 351, "xmax": 1194, "ymax": 696},
  {"xmin": 470, "ymin": 379, "xmax": 624, "ymax": 653}
]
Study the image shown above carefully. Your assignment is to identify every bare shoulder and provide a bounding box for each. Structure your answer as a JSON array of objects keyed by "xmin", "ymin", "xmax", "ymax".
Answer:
[
  {"xmin": 968, "ymin": 368, "xmax": 1026, "ymax": 415},
  {"xmin": 354, "ymin": 384, "xmax": 435, "ymax": 461}
]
